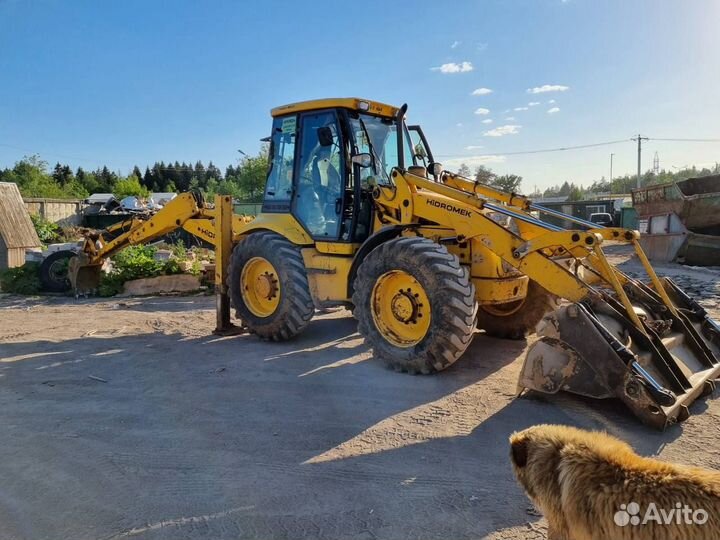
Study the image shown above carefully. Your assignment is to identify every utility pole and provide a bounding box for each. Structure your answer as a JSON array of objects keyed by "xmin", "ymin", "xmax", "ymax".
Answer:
[
  {"xmin": 631, "ymin": 134, "xmax": 649, "ymax": 189},
  {"xmin": 610, "ymin": 153, "xmax": 614, "ymax": 184}
]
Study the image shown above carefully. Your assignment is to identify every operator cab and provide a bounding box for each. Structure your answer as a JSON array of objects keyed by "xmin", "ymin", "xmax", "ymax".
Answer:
[{"xmin": 262, "ymin": 98, "xmax": 436, "ymax": 244}]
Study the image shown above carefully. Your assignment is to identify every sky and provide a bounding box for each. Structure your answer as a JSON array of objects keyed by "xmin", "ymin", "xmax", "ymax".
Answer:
[{"xmin": 1, "ymin": 0, "xmax": 720, "ymax": 191}]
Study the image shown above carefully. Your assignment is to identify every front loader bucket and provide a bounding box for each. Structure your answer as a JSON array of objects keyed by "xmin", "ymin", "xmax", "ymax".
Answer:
[
  {"xmin": 519, "ymin": 278, "xmax": 720, "ymax": 429},
  {"xmin": 68, "ymin": 253, "xmax": 103, "ymax": 295}
]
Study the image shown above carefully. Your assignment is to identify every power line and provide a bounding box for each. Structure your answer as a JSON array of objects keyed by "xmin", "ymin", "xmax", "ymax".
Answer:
[
  {"xmin": 435, "ymin": 138, "xmax": 630, "ymax": 158},
  {"xmin": 438, "ymin": 135, "xmax": 720, "ymax": 159},
  {"xmin": 647, "ymin": 137, "xmax": 720, "ymax": 142}
]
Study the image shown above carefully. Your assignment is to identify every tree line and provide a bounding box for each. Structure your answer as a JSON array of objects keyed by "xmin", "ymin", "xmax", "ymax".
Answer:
[
  {"xmin": 456, "ymin": 163, "xmax": 523, "ymax": 193},
  {"xmin": 4, "ymin": 150, "xmax": 717, "ymax": 203},
  {"xmin": 0, "ymin": 146, "xmax": 269, "ymax": 202}
]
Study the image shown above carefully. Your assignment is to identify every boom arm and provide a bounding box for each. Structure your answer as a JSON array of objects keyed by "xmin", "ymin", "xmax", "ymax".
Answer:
[{"xmin": 69, "ymin": 192, "xmax": 250, "ymax": 293}]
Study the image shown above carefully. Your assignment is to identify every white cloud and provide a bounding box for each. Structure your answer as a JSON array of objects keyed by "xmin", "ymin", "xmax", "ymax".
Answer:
[
  {"xmin": 445, "ymin": 155, "xmax": 506, "ymax": 169},
  {"xmin": 451, "ymin": 40, "xmax": 461, "ymax": 49},
  {"xmin": 514, "ymin": 107, "xmax": 529, "ymax": 111},
  {"xmin": 483, "ymin": 124, "xmax": 521, "ymax": 137},
  {"xmin": 547, "ymin": 107, "xmax": 560, "ymax": 114},
  {"xmin": 431, "ymin": 61, "xmax": 473, "ymax": 73},
  {"xmin": 481, "ymin": 118, "xmax": 493, "ymax": 124},
  {"xmin": 528, "ymin": 101, "xmax": 540, "ymax": 107},
  {"xmin": 505, "ymin": 116, "xmax": 516, "ymax": 121},
  {"xmin": 548, "ymin": 99, "xmax": 556, "ymax": 104},
  {"xmin": 474, "ymin": 107, "xmax": 490, "ymax": 115},
  {"xmin": 471, "ymin": 87, "xmax": 493, "ymax": 96},
  {"xmin": 527, "ymin": 84, "xmax": 569, "ymax": 94},
  {"xmin": 456, "ymin": 122, "xmax": 463, "ymax": 127},
  {"xmin": 465, "ymin": 145, "xmax": 485, "ymax": 150}
]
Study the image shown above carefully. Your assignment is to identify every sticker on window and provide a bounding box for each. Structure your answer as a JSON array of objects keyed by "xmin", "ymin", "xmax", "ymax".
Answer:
[{"xmin": 281, "ymin": 117, "xmax": 297, "ymax": 134}]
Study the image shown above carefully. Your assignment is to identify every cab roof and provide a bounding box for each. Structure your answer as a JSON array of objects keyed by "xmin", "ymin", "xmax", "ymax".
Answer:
[{"xmin": 271, "ymin": 97, "xmax": 398, "ymax": 119}]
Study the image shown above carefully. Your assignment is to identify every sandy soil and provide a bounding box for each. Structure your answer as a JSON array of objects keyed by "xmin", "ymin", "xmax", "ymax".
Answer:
[{"xmin": 0, "ymin": 248, "xmax": 718, "ymax": 539}]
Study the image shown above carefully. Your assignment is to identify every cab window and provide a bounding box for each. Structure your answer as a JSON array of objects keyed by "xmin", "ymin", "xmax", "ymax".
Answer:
[{"xmin": 263, "ymin": 116, "xmax": 297, "ymax": 203}]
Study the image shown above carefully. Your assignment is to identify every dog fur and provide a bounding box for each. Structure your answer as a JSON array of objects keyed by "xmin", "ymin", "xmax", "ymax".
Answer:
[{"xmin": 509, "ymin": 424, "xmax": 720, "ymax": 540}]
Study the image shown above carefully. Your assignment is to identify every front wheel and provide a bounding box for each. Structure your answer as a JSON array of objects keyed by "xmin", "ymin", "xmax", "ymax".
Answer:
[
  {"xmin": 352, "ymin": 237, "xmax": 477, "ymax": 374},
  {"xmin": 227, "ymin": 231, "xmax": 314, "ymax": 341}
]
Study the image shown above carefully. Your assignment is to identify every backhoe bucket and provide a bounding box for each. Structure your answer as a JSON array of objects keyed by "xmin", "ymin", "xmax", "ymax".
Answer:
[
  {"xmin": 519, "ymin": 278, "xmax": 720, "ymax": 429},
  {"xmin": 68, "ymin": 253, "xmax": 103, "ymax": 295}
]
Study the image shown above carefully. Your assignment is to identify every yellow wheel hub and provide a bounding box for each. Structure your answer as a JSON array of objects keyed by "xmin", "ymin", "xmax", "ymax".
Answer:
[
  {"xmin": 371, "ymin": 270, "xmax": 431, "ymax": 347},
  {"xmin": 241, "ymin": 257, "xmax": 280, "ymax": 318}
]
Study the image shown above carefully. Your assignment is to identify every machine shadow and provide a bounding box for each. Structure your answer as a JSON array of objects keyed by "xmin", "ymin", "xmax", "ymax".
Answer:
[{"xmin": 1, "ymin": 295, "xmax": 711, "ymax": 539}]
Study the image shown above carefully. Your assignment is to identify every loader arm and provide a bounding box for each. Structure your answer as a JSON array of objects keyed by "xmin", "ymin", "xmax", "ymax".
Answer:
[
  {"xmin": 373, "ymin": 168, "xmax": 720, "ymax": 429},
  {"xmin": 376, "ymin": 169, "xmax": 621, "ymax": 308}
]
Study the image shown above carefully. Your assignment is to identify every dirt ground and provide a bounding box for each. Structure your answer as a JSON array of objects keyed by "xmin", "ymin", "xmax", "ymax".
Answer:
[{"xmin": 1, "ymin": 246, "xmax": 719, "ymax": 540}]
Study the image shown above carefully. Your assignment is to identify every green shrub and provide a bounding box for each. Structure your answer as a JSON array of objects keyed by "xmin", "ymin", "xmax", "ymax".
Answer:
[
  {"xmin": 97, "ymin": 244, "xmax": 192, "ymax": 296},
  {"xmin": 162, "ymin": 258, "xmax": 184, "ymax": 275},
  {"xmin": 30, "ymin": 214, "xmax": 61, "ymax": 244},
  {"xmin": 169, "ymin": 242, "xmax": 187, "ymax": 260},
  {"xmin": 0, "ymin": 263, "xmax": 42, "ymax": 294},
  {"xmin": 111, "ymin": 245, "xmax": 164, "ymax": 282}
]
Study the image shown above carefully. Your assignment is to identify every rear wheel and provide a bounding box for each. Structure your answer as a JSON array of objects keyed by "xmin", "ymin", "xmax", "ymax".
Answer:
[
  {"xmin": 353, "ymin": 237, "xmax": 477, "ymax": 374},
  {"xmin": 228, "ymin": 231, "xmax": 314, "ymax": 341},
  {"xmin": 39, "ymin": 250, "xmax": 74, "ymax": 292},
  {"xmin": 476, "ymin": 281, "xmax": 559, "ymax": 339}
]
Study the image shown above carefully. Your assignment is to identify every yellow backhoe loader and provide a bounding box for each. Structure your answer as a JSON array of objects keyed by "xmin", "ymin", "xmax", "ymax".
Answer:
[{"xmin": 66, "ymin": 97, "xmax": 720, "ymax": 429}]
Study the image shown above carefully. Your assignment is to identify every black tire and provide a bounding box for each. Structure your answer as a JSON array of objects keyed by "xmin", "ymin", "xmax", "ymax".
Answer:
[
  {"xmin": 227, "ymin": 231, "xmax": 314, "ymax": 341},
  {"xmin": 39, "ymin": 250, "xmax": 74, "ymax": 292},
  {"xmin": 352, "ymin": 237, "xmax": 477, "ymax": 374},
  {"xmin": 476, "ymin": 280, "xmax": 559, "ymax": 339}
]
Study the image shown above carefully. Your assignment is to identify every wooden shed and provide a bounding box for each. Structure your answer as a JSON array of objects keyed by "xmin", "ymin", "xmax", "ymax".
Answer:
[{"xmin": 0, "ymin": 182, "xmax": 41, "ymax": 269}]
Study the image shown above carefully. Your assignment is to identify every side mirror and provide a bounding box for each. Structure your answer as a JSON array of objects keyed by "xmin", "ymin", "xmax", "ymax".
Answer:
[
  {"xmin": 317, "ymin": 126, "xmax": 334, "ymax": 147},
  {"xmin": 430, "ymin": 162, "xmax": 443, "ymax": 177},
  {"xmin": 351, "ymin": 153, "xmax": 373, "ymax": 168}
]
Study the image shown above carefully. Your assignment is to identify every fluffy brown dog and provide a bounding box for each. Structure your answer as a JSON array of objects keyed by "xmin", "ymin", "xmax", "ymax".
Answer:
[{"xmin": 509, "ymin": 424, "xmax": 720, "ymax": 540}]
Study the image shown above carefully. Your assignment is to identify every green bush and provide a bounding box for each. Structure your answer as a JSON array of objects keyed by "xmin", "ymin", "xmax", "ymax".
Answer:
[
  {"xmin": 97, "ymin": 244, "xmax": 190, "ymax": 296},
  {"xmin": 111, "ymin": 245, "xmax": 165, "ymax": 282},
  {"xmin": 30, "ymin": 214, "xmax": 61, "ymax": 244},
  {"xmin": 0, "ymin": 263, "xmax": 42, "ymax": 294},
  {"xmin": 162, "ymin": 258, "xmax": 184, "ymax": 276}
]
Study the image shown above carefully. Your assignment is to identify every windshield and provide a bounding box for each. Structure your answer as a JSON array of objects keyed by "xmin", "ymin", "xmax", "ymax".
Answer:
[{"xmin": 349, "ymin": 113, "xmax": 414, "ymax": 185}]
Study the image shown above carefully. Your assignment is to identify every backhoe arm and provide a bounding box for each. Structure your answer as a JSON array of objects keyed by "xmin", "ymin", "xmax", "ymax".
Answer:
[
  {"xmin": 69, "ymin": 192, "xmax": 212, "ymax": 293},
  {"xmin": 82, "ymin": 192, "xmax": 207, "ymax": 263}
]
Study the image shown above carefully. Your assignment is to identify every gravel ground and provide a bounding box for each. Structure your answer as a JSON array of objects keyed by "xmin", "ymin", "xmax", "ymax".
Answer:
[{"xmin": 0, "ymin": 251, "xmax": 718, "ymax": 540}]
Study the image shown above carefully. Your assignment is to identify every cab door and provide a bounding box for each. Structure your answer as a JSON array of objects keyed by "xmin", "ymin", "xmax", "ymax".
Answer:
[{"xmin": 292, "ymin": 110, "xmax": 346, "ymax": 240}]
